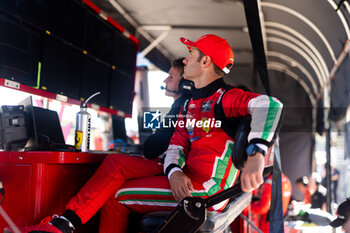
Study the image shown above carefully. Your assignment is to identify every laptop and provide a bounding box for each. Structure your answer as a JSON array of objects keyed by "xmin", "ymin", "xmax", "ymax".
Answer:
[{"xmin": 19, "ymin": 96, "xmax": 73, "ymax": 151}]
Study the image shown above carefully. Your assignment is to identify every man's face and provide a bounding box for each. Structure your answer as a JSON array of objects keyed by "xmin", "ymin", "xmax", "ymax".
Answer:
[
  {"xmin": 163, "ymin": 66, "xmax": 182, "ymax": 97},
  {"xmin": 183, "ymin": 48, "xmax": 203, "ymax": 82},
  {"xmin": 296, "ymin": 183, "xmax": 306, "ymax": 193},
  {"xmin": 342, "ymin": 217, "xmax": 350, "ymax": 233}
]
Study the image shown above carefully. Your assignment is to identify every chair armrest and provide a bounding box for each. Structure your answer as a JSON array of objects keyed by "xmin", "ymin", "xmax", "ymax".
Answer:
[{"xmin": 199, "ymin": 192, "xmax": 252, "ymax": 233}]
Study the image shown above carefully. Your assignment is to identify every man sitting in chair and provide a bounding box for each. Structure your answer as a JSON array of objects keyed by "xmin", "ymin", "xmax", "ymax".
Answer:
[{"xmin": 8, "ymin": 34, "xmax": 283, "ymax": 233}]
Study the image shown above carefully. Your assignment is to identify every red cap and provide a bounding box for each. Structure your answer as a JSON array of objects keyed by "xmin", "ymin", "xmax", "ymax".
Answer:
[{"xmin": 180, "ymin": 34, "xmax": 234, "ymax": 74}]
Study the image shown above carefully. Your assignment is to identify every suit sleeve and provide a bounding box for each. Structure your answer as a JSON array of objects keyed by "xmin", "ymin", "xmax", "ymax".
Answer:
[
  {"xmin": 222, "ymin": 89, "xmax": 283, "ymax": 149},
  {"xmin": 163, "ymin": 108, "xmax": 190, "ymax": 178}
]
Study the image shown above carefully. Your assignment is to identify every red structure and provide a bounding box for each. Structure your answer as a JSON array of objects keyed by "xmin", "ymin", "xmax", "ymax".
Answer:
[{"xmin": 0, "ymin": 151, "xmax": 108, "ymax": 233}]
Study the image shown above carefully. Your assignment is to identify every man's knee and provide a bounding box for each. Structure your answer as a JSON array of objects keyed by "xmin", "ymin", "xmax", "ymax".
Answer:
[{"xmin": 103, "ymin": 154, "xmax": 134, "ymax": 169}]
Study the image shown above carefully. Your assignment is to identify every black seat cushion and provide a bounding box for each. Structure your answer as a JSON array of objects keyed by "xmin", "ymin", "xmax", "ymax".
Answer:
[{"xmin": 140, "ymin": 211, "xmax": 170, "ymax": 233}]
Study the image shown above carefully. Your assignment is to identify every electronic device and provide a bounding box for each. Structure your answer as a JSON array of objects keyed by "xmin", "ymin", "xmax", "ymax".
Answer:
[
  {"xmin": 19, "ymin": 96, "xmax": 71, "ymax": 151},
  {"xmin": 0, "ymin": 105, "xmax": 28, "ymax": 150}
]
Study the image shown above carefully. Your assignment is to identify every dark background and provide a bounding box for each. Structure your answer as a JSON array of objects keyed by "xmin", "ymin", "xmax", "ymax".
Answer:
[{"xmin": 0, "ymin": 0, "xmax": 136, "ymax": 114}]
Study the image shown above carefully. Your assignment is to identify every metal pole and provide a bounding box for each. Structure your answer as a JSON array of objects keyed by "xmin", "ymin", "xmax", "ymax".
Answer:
[
  {"xmin": 240, "ymin": 214, "xmax": 263, "ymax": 233},
  {"xmin": 325, "ymin": 125, "xmax": 332, "ymax": 213},
  {"xmin": 140, "ymin": 29, "xmax": 170, "ymax": 57},
  {"xmin": 269, "ymin": 138, "xmax": 284, "ymax": 233}
]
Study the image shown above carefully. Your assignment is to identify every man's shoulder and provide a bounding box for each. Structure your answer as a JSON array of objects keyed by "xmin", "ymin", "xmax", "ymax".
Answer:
[
  {"xmin": 215, "ymin": 83, "xmax": 239, "ymax": 100},
  {"xmin": 173, "ymin": 95, "xmax": 190, "ymax": 107},
  {"xmin": 313, "ymin": 190, "xmax": 326, "ymax": 199},
  {"xmin": 221, "ymin": 83, "xmax": 236, "ymax": 91}
]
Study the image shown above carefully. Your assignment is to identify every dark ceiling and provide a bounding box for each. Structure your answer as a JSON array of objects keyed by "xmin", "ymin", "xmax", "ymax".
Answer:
[
  {"xmin": 90, "ymin": 0, "xmax": 349, "ymax": 113},
  {"xmin": 91, "ymin": 0, "xmax": 349, "ymax": 124}
]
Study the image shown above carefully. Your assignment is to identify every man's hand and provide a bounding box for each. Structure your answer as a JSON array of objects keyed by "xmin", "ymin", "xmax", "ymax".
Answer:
[
  {"xmin": 169, "ymin": 170, "xmax": 194, "ymax": 201},
  {"xmin": 241, "ymin": 152, "xmax": 264, "ymax": 192}
]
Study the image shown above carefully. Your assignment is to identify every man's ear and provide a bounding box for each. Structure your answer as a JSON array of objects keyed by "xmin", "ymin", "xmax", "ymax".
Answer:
[{"xmin": 201, "ymin": 56, "xmax": 212, "ymax": 68}]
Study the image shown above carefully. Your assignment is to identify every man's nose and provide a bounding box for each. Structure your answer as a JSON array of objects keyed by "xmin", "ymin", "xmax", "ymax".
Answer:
[{"xmin": 164, "ymin": 76, "xmax": 169, "ymax": 83}]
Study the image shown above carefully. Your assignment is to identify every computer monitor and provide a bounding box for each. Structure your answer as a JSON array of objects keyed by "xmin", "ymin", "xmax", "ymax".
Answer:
[{"xmin": 19, "ymin": 96, "xmax": 66, "ymax": 150}]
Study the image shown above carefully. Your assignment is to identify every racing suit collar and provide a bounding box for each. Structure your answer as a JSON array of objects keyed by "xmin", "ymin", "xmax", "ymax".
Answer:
[{"xmin": 192, "ymin": 78, "xmax": 224, "ymax": 100}]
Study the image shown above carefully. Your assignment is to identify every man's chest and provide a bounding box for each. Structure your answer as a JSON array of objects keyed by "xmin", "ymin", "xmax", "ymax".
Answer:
[{"xmin": 185, "ymin": 96, "xmax": 222, "ymax": 140}]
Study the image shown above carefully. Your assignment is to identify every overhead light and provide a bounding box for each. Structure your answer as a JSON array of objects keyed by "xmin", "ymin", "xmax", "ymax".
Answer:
[
  {"xmin": 141, "ymin": 25, "xmax": 172, "ymax": 31},
  {"xmin": 212, "ymin": 0, "xmax": 243, "ymax": 3},
  {"xmin": 290, "ymin": 61, "xmax": 297, "ymax": 67},
  {"xmin": 242, "ymin": 27, "xmax": 249, "ymax": 33}
]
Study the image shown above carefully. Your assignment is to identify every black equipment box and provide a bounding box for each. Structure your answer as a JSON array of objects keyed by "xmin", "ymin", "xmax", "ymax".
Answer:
[{"xmin": 0, "ymin": 105, "xmax": 28, "ymax": 150}]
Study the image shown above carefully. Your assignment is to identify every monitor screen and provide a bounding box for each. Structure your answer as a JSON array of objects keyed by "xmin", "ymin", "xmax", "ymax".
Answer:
[
  {"xmin": 41, "ymin": 36, "xmax": 82, "ymax": 99},
  {"xmin": 80, "ymin": 56, "xmax": 110, "ymax": 108},
  {"xmin": 113, "ymin": 32, "xmax": 136, "ymax": 75},
  {"xmin": 85, "ymin": 11, "xmax": 113, "ymax": 64},
  {"xmin": 0, "ymin": 0, "xmax": 45, "ymax": 28},
  {"xmin": 46, "ymin": 0, "xmax": 85, "ymax": 48},
  {"xmin": 33, "ymin": 106, "xmax": 65, "ymax": 146},
  {"xmin": 0, "ymin": 15, "xmax": 41, "ymax": 86},
  {"xmin": 109, "ymin": 70, "xmax": 134, "ymax": 114},
  {"xmin": 112, "ymin": 115, "xmax": 127, "ymax": 142},
  {"xmin": 19, "ymin": 96, "xmax": 65, "ymax": 150}
]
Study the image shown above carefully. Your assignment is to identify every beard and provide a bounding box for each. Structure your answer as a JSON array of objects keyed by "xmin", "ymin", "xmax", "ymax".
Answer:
[{"xmin": 183, "ymin": 69, "xmax": 194, "ymax": 80}]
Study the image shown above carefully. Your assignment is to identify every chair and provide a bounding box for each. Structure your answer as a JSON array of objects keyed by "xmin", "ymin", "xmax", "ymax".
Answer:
[
  {"xmin": 140, "ymin": 192, "xmax": 252, "ymax": 233},
  {"xmin": 139, "ymin": 116, "xmax": 257, "ymax": 233}
]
